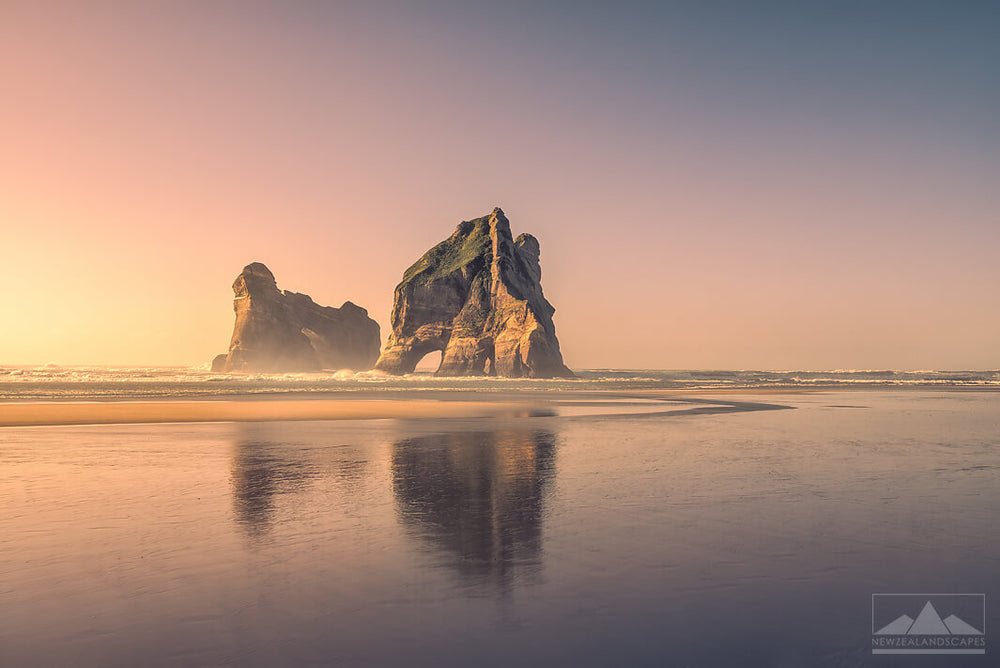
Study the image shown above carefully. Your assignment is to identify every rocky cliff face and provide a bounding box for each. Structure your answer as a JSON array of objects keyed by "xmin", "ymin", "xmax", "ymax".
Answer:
[
  {"xmin": 375, "ymin": 208, "xmax": 573, "ymax": 378},
  {"xmin": 214, "ymin": 263, "xmax": 380, "ymax": 373}
]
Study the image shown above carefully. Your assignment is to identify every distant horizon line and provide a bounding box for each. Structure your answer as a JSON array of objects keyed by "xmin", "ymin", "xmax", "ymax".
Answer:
[{"xmin": 2, "ymin": 363, "xmax": 998, "ymax": 374}]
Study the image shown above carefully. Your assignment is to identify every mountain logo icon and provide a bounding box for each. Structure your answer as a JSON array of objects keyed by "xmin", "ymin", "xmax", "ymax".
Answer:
[
  {"xmin": 871, "ymin": 593, "xmax": 986, "ymax": 655},
  {"xmin": 875, "ymin": 601, "xmax": 983, "ymax": 636}
]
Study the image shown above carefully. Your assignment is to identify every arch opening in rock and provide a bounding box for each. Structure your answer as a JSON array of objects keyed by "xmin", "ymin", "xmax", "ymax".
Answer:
[{"xmin": 413, "ymin": 350, "xmax": 444, "ymax": 375}]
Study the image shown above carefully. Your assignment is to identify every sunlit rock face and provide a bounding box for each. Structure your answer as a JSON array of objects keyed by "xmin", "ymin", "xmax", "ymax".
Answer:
[
  {"xmin": 215, "ymin": 262, "xmax": 380, "ymax": 373},
  {"xmin": 375, "ymin": 208, "xmax": 573, "ymax": 378}
]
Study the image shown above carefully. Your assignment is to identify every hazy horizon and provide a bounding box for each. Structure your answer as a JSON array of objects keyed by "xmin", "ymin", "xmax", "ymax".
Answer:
[{"xmin": 2, "ymin": 1, "xmax": 998, "ymax": 370}]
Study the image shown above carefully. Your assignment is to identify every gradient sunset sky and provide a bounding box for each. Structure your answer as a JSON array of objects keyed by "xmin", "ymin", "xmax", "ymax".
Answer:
[{"xmin": 2, "ymin": 1, "xmax": 997, "ymax": 370}]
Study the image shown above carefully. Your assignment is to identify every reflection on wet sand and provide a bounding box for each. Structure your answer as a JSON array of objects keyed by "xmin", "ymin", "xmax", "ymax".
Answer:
[
  {"xmin": 392, "ymin": 429, "xmax": 557, "ymax": 596},
  {"xmin": 229, "ymin": 423, "xmax": 369, "ymax": 537}
]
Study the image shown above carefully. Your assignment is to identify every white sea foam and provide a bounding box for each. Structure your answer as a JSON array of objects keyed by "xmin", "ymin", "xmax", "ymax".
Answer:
[{"xmin": 0, "ymin": 366, "xmax": 996, "ymax": 400}]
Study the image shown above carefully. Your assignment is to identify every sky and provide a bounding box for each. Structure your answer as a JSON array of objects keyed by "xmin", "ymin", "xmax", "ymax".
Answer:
[{"xmin": 1, "ymin": 0, "xmax": 997, "ymax": 370}]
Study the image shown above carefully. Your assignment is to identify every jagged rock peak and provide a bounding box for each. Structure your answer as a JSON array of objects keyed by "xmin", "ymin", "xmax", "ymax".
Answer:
[
  {"xmin": 375, "ymin": 209, "xmax": 573, "ymax": 378},
  {"xmin": 212, "ymin": 262, "xmax": 381, "ymax": 373}
]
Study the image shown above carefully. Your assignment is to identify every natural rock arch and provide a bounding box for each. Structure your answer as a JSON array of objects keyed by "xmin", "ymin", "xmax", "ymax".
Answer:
[
  {"xmin": 413, "ymin": 349, "xmax": 444, "ymax": 373},
  {"xmin": 375, "ymin": 208, "xmax": 573, "ymax": 378}
]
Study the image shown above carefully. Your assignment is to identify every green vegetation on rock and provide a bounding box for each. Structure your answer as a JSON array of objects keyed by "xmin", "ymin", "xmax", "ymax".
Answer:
[
  {"xmin": 400, "ymin": 215, "xmax": 493, "ymax": 285},
  {"xmin": 376, "ymin": 207, "xmax": 573, "ymax": 378}
]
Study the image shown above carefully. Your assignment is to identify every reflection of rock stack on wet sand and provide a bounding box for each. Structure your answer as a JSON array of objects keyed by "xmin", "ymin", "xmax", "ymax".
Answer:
[
  {"xmin": 392, "ymin": 429, "xmax": 557, "ymax": 594},
  {"xmin": 228, "ymin": 423, "xmax": 375, "ymax": 538}
]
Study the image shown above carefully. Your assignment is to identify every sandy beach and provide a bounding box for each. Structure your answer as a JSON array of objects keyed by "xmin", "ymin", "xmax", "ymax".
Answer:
[
  {"xmin": 0, "ymin": 387, "xmax": 812, "ymax": 428},
  {"xmin": 2, "ymin": 388, "xmax": 997, "ymax": 667},
  {"xmin": 0, "ymin": 398, "xmax": 546, "ymax": 428}
]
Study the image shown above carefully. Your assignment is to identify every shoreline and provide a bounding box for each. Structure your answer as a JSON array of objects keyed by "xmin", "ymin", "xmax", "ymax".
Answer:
[
  {"xmin": 0, "ymin": 386, "xmax": 993, "ymax": 428},
  {"xmin": 0, "ymin": 399, "xmax": 545, "ymax": 428},
  {"xmin": 0, "ymin": 389, "xmax": 801, "ymax": 428}
]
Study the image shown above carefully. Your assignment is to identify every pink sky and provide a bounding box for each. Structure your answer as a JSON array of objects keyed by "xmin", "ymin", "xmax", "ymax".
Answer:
[{"xmin": 2, "ymin": 2, "xmax": 997, "ymax": 370}]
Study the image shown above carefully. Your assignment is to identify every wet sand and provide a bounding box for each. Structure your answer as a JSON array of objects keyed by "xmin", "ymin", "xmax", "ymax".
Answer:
[
  {"xmin": 0, "ymin": 398, "xmax": 544, "ymax": 428},
  {"xmin": 2, "ymin": 389, "xmax": 997, "ymax": 667},
  {"xmin": 0, "ymin": 390, "xmax": 801, "ymax": 428}
]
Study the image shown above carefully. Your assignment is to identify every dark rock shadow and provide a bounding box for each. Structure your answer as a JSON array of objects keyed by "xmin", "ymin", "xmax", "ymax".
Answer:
[
  {"xmin": 229, "ymin": 423, "xmax": 369, "ymax": 539},
  {"xmin": 392, "ymin": 429, "xmax": 557, "ymax": 598}
]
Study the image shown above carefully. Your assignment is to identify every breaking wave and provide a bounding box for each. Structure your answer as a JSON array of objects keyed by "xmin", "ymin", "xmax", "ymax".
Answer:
[{"xmin": 0, "ymin": 366, "xmax": 997, "ymax": 401}]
